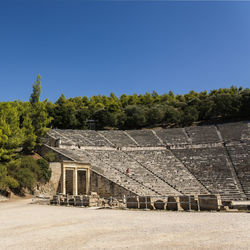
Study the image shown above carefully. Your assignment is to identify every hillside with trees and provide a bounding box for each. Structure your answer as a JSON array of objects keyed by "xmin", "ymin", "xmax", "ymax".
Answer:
[
  {"xmin": 0, "ymin": 74, "xmax": 249, "ymax": 194},
  {"xmin": 49, "ymin": 87, "xmax": 249, "ymax": 130},
  {"xmin": 0, "ymin": 75, "xmax": 52, "ymax": 195}
]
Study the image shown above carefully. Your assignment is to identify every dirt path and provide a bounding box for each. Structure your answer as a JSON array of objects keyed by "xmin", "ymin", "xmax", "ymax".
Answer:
[{"xmin": 0, "ymin": 199, "xmax": 249, "ymax": 250}]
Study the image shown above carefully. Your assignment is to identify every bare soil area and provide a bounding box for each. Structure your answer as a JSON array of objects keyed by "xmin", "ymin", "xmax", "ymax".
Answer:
[{"xmin": 0, "ymin": 199, "xmax": 249, "ymax": 250}]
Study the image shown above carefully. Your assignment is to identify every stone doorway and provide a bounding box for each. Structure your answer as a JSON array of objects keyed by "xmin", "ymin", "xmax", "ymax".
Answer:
[
  {"xmin": 61, "ymin": 161, "xmax": 90, "ymax": 196},
  {"xmin": 65, "ymin": 169, "xmax": 73, "ymax": 195},
  {"xmin": 77, "ymin": 170, "xmax": 86, "ymax": 195}
]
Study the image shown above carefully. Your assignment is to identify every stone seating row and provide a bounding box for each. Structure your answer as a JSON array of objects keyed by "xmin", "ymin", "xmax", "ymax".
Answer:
[
  {"xmin": 185, "ymin": 126, "xmax": 221, "ymax": 144},
  {"xmin": 126, "ymin": 150, "xmax": 209, "ymax": 195},
  {"xmin": 48, "ymin": 122, "xmax": 249, "ymax": 148},
  {"xmin": 99, "ymin": 130, "xmax": 137, "ymax": 147},
  {"xmin": 218, "ymin": 122, "xmax": 249, "ymax": 142},
  {"xmin": 54, "ymin": 148, "xmax": 162, "ymax": 196},
  {"xmin": 226, "ymin": 143, "xmax": 250, "ymax": 199},
  {"xmin": 85, "ymin": 149, "xmax": 180, "ymax": 196},
  {"xmin": 51, "ymin": 145, "xmax": 248, "ymax": 200},
  {"xmin": 172, "ymin": 147, "xmax": 245, "ymax": 200},
  {"xmin": 125, "ymin": 130, "xmax": 163, "ymax": 147}
]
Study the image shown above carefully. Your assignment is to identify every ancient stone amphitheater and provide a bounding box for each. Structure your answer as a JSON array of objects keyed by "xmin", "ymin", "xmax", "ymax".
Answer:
[{"xmin": 41, "ymin": 121, "xmax": 249, "ymax": 201}]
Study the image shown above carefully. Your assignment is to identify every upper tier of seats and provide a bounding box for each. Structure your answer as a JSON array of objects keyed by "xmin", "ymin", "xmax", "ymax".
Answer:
[
  {"xmin": 217, "ymin": 122, "xmax": 249, "ymax": 142},
  {"xmin": 98, "ymin": 130, "xmax": 137, "ymax": 147},
  {"xmin": 125, "ymin": 130, "xmax": 163, "ymax": 147},
  {"xmin": 47, "ymin": 122, "xmax": 249, "ymax": 148},
  {"xmin": 185, "ymin": 125, "xmax": 221, "ymax": 144},
  {"xmin": 155, "ymin": 128, "xmax": 190, "ymax": 145}
]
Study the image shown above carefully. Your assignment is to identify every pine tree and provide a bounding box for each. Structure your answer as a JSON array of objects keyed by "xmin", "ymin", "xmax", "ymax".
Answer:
[{"xmin": 30, "ymin": 74, "xmax": 42, "ymax": 104}]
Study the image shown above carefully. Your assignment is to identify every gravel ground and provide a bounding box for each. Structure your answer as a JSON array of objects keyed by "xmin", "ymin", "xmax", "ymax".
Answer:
[{"xmin": 0, "ymin": 199, "xmax": 250, "ymax": 250}]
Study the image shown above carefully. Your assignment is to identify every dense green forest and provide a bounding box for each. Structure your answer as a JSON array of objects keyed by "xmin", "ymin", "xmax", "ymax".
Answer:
[
  {"xmin": 49, "ymin": 86, "xmax": 250, "ymax": 130},
  {"xmin": 0, "ymin": 75, "xmax": 249, "ymax": 194}
]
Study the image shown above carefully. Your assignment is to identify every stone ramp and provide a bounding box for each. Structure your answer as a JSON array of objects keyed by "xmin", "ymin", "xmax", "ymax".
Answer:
[{"xmin": 126, "ymin": 149, "xmax": 209, "ymax": 195}]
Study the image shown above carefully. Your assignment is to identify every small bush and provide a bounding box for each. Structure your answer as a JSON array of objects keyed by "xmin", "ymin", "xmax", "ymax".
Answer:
[
  {"xmin": 37, "ymin": 158, "xmax": 51, "ymax": 182},
  {"xmin": 16, "ymin": 168, "xmax": 36, "ymax": 190},
  {"xmin": 20, "ymin": 156, "xmax": 43, "ymax": 180},
  {"xmin": 44, "ymin": 151, "xmax": 56, "ymax": 162}
]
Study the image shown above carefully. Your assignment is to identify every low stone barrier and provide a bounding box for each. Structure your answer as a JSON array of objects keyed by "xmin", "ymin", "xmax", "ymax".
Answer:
[
  {"xmin": 167, "ymin": 196, "xmax": 180, "ymax": 211},
  {"xmin": 126, "ymin": 196, "xmax": 139, "ymax": 209},
  {"xmin": 49, "ymin": 193, "xmax": 225, "ymax": 211},
  {"xmin": 138, "ymin": 196, "xmax": 154, "ymax": 209},
  {"xmin": 179, "ymin": 195, "xmax": 199, "ymax": 211},
  {"xmin": 198, "ymin": 194, "xmax": 222, "ymax": 211}
]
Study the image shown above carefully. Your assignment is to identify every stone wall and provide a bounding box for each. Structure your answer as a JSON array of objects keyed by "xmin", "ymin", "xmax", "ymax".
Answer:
[
  {"xmin": 90, "ymin": 171, "xmax": 135, "ymax": 198},
  {"xmin": 36, "ymin": 161, "xmax": 135, "ymax": 198},
  {"xmin": 35, "ymin": 162, "xmax": 62, "ymax": 196}
]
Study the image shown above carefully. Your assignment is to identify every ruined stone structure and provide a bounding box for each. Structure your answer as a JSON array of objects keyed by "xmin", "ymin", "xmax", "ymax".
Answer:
[{"xmin": 39, "ymin": 121, "xmax": 249, "ymax": 201}]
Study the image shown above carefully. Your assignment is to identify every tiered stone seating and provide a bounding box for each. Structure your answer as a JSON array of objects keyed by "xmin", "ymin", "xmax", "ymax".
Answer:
[
  {"xmin": 78, "ymin": 130, "xmax": 113, "ymax": 147},
  {"xmin": 85, "ymin": 149, "xmax": 180, "ymax": 196},
  {"xmin": 218, "ymin": 122, "xmax": 249, "ymax": 142},
  {"xmin": 45, "ymin": 122, "xmax": 250, "ymax": 200},
  {"xmin": 155, "ymin": 128, "xmax": 189, "ymax": 145},
  {"xmin": 48, "ymin": 129, "xmax": 76, "ymax": 146},
  {"xmin": 98, "ymin": 131, "xmax": 137, "ymax": 147},
  {"xmin": 226, "ymin": 143, "xmax": 250, "ymax": 199},
  {"xmin": 185, "ymin": 126, "xmax": 221, "ymax": 144},
  {"xmin": 126, "ymin": 130, "xmax": 163, "ymax": 147},
  {"xmin": 53, "ymin": 148, "xmax": 161, "ymax": 196},
  {"xmin": 56, "ymin": 129, "xmax": 95, "ymax": 146},
  {"xmin": 126, "ymin": 150, "xmax": 209, "ymax": 195},
  {"xmin": 173, "ymin": 147, "xmax": 244, "ymax": 200}
]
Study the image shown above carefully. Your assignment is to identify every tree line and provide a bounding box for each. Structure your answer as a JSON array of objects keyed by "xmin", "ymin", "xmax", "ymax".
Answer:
[
  {"xmin": 0, "ymin": 75, "xmax": 51, "ymax": 194},
  {"xmin": 0, "ymin": 75, "xmax": 249, "ymax": 194},
  {"xmin": 49, "ymin": 86, "xmax": 249, "ymax": 130}
]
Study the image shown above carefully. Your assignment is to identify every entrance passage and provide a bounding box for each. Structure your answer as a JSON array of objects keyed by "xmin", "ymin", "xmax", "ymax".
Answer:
[
  {"xmin": 65, "ymin": 170, "xmax": 73, "ymax": 195},
  {"xmin": 77, "ymin": 170, "xmax": 86, "ymax": 195},
  {"xmin": 62, "ymin": 162, "xmax": 90, "ymax": 196}
]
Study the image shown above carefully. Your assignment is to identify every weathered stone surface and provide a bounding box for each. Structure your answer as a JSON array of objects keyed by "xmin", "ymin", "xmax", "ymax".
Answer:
[
  {"xmin": 185, "ymin": 126, "xmax": 221, "ymax": 144},
  {"xmin": 226, "ymin": 143, "xmax": 250, "ymax": 199},
  {"xmin": 173, "ymin": 147, "xmax": 245, "ymax": 201},
  {"xmin": 138, "ymin": 196, "xmax": 154, "ymax": 209},
  {"xmin": 126, "ymin": 149, "xmax": 208, "ymax": 195},
  {"xmin": 198, "ymin": 194, "xmax": 222, "ymax": 211},
  {"xmin": 126, "ymin": 196, "xmax": 139, "ymax": 209},
  {"xmin": 41, "ymin": 122, "xmax": 250, "ymax": 201},
  {"xmin": 167, "ymin": 196, "xmax": 178, "ymax": 211},
  {"xmin": 179, "ymin": 195, "xmax": 199, "ymax": 211}
]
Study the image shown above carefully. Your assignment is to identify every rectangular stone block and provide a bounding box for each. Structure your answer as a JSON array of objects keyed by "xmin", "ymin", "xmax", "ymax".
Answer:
[
  {"xmin": 198, "ymin": 195, "xmax": 222, "ymax": 211},
  {"xmin": 75, "ymin": 195, "xmax": 83, "ymax": 206},
  {"xmin": 179, "ymin": 196, "xmax": 199, "ymax": 211},
  {"xmin": 167, "ymin": 196, "xmax": 178, "ymax": 211},
  {"xmin": 139, "ymin": 196, "xmax": 153, "ymax": 209},
  {"xmin": 126, "ymin": 197, "xmax": 139, "ymax": 209}
]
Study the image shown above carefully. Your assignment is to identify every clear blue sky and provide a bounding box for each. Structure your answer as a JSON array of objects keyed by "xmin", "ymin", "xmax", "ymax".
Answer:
[{"xmin": 0, "ymin": 1, "xmax": 250, "ymax": 102}]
